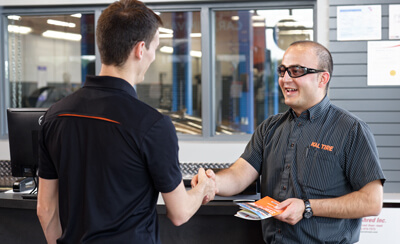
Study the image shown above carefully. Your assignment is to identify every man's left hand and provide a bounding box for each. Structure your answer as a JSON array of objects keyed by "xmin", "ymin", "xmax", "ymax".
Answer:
[{"xmin": 274, "ymin": 198, "xmax": 305, "ymax": 225}]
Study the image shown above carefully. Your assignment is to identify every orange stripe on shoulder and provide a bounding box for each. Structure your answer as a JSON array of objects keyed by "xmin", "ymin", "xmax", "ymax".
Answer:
[{"xmin": 58, "ymin": 113, "xmax": 120, "ymax": 124}]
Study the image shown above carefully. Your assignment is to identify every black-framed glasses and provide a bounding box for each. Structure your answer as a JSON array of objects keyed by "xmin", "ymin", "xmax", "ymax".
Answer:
[{"xmin": 277, "ymin": 65, "xmax": 326, "ymax": 78}]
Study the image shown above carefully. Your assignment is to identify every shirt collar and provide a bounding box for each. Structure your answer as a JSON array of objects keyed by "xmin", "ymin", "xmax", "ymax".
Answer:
[
  {"xmin": 289, "ymin": 95, "xmax": 331, "ymax": 122},
  {"xmin": 83, "ymin": 75, "xmax": 138, "ymax": 99}
]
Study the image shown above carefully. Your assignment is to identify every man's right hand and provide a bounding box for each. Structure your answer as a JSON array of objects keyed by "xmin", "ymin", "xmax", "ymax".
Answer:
[{"xmin": 193, "ymin": 168, "xmax": 217, "ymax": 204}]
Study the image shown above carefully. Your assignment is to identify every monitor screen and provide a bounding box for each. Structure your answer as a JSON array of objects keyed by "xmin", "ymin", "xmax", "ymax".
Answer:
[{"xmin": 7, "ymin": 108, "xmax": 47, "ymax": 177}]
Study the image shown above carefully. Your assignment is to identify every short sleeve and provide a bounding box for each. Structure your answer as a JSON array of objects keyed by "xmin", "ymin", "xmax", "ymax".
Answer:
[
  {"xmin": 241, "ymin": 120, "xmax": 269, "ymax": 174},
  {"xmin": 344, "ymin": 120, "xmax": 386, "ymax": 191},
  {"xmin": 141, "ymin": 116, "xmax": 182, "ymax": 193},
  {"xmin": 38, "ymin": 122, "xmax": 58, "ymax": 179}
]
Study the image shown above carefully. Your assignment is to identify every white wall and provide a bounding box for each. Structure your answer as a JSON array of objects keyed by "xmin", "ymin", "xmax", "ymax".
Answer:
[
  {"xmin": 17, "ymin": 34, "xmax": 82, "ymax": 84},
  {"xmin": 0, "ymin": 141, "xmax": 10, "ymax": 160},
  {"xmin": 178, "ymin": 141, "xmax": 248, "ymax": 163}
]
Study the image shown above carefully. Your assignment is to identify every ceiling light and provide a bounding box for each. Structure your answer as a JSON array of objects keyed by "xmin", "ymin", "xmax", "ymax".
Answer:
[
  {"xmin": 81, "ymin": 55, "xmax": 96, "ymax": 61},
  {"xmin": 159, "ymin": 27, "xmax": 173, "ymax": 34},
  {"xmin": 8, "ymin": 15, "xmax": 21, "ymax": 21},
  {"xmin": 47, "ymin": 19, "xmax": 76, "ymax": 28},
  {"xmin": 160, "ymin": 46, "xmax": 173, "ymax": 54},
  {"xmin": 8, "ymin": 25, "xmax": 32, "ymax": 34},
  {"xmin": 159, "ymin": 33, "xmax": 201, "ymax": 39},
  {"xmin": 71, "ymin": 13, "xmax": 82, "ymax": 18},
  {"xmin": 190, "ymin": 50, "xmax": 202, "ymax": 58},
  {"xmin": 252, "ymin": 22, "xmax": 266, "ymax": 27},
  {"xmin": 190, "ymin": 33, "xmax": 201, "ymax": 38},
  {"xmin": 159, "ymin": 33, "xmax": 173, "ymax": 38},
  {"xmin": 160, "ymin": 46, "xmax": 202, "ymax": 58},
  {"xmin": 42, "ymin": 30, "xmax": 81, "ymax": 41}
]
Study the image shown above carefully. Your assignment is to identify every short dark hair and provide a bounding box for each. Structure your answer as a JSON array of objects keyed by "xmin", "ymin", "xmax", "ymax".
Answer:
[
  {"xmin": 96, "ymin": 0, "xmax": 163, "ymax": 67},
  {"xmin": 290, "ymin": 40, "xmax": 333, "ymax": 85}
]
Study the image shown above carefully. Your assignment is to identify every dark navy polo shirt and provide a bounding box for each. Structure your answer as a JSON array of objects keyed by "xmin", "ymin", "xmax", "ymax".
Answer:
[
  {"xmin": 39, "ymin": 75, "xmax": 182, "ymax": 244},
  {"xmin": 241, "ymin": 95, "xmax": 385, "ymax": 244}
]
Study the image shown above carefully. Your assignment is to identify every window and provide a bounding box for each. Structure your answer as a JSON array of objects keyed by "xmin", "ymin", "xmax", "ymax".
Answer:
[
  {"xmin": 1, "ymin": 3, "xmax": 315, "ymax": 139},
  {"xmin": 138, "ymin": 11, "xmax": 203, "ymax": 135},
  {"xmin": 214, "ymin": 9, "xmax": 313, "ymax": 134},
  {"xmin": 6, "ymin": 13, "xmax": 95, "ymax": 108}
]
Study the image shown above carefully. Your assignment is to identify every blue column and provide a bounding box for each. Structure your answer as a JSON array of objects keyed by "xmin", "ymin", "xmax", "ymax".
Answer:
[
  {"xmin": 237, "ymin": 11, "xmax": 254, "ymax": 133},
  {"xmin": 172, "ymin": 12, "xmax": 193, "ymax": 115},
  {"xmin": 273, "ymin": 60, "xmax": 279, "ymax": 115},
  {"xmin": 80, "ymin": 14, "xmax": 95, "ymax": 84}
]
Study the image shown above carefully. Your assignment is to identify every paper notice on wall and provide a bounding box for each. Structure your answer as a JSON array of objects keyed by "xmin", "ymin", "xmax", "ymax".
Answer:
[
  {"xmin": 358, "ymin": 208, "xmax": 400, "ymax": 243},
  {"xmin": 37, "ymin": 65, "xmax": 47, "ymax": 88},
  {"xmin": 389, "ymin": 5, "xmax": 400, "ymax": 39},
  {"xmin": 368, "ymin": 41, "xmax": 400, "ymax": 86},
  {"xmin": 337, "ymin": 5, "xmax": 381, "ymax": 41}
]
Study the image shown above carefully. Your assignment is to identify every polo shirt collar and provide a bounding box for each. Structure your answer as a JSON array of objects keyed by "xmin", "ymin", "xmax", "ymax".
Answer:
[
  {"xmin": 308, "ymin": 95, "xmax": 331, "ymax": 121},
  {"xmin": 83, "ymin": 75, "xmax": 138, "ymax": 99},
  {"xmin": 289, "ymin": 95, "xmax": 331, "ymax": 122}
]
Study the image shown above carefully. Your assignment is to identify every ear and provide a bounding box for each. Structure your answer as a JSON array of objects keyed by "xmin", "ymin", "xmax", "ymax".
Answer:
[
  {"xmin": 318, "ymin": 72, "xmax": 330, "ymax": 88},
  {"xmin": 134, "ymin": 41, "xmax": 146, "ymax": 60}
]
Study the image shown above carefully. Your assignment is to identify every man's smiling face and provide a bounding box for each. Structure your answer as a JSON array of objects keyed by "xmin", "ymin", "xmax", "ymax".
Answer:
[{"xmin": 279, "ymin": 45, "xmax": 327, "ymax": 116}]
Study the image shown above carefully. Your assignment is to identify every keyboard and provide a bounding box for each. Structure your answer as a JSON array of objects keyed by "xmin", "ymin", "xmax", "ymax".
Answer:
[
  {"xmin": 0, "ymin": 160, "xmax": 24, "ymax": 188},
  {"xmin": 180, "ymin": 162, "xmax": 232, "ymax": 187},
  {"xmin": 180, "ymin": 162, "xmax": 260, "ymax": 197}
]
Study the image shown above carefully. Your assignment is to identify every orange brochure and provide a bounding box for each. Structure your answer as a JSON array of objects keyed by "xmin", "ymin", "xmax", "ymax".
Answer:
[{"xmin": 235, "ymin": 196, "xmax": 283, "ymax": 220}]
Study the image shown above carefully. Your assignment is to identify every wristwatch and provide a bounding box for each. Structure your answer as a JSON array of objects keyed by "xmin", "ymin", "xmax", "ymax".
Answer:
[{"xmin": 303, "ymin": 199, "xmax": 313, "ymax": 218}]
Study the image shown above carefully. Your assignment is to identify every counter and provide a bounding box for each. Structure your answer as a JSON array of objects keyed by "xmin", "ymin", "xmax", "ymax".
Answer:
[
  {"xmin": 1, "ymin": 191, "xmax": 399, "ymax": 244},
  {"xmin": 0, "ymin": 191, "xmax": 263, "ymax": 244}
]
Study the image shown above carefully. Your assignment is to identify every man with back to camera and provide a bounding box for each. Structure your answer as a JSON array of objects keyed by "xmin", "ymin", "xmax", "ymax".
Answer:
[
  {"xmin": 193, "ymin": 40, "xmax": 385, "ymax": 243},
  {"xmin": 36, "ymin": 0, "xmax": 216, "ymax": 243}
]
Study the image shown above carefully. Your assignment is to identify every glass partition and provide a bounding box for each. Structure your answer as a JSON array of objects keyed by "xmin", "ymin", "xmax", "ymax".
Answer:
[
  {"xmin": 6, "ymin": 13, "xmax": 95, "ymax": 108},
  {"xmin": 214, "ymin": 9, "xmax": 313, "ymax": 134},
  {"xmin": 139, "ymin": 11, "xmax": 203, "ymax": 135},
  {"xmin": 1, "ymin": 3, "xmax": 315, "ymax": 138}
]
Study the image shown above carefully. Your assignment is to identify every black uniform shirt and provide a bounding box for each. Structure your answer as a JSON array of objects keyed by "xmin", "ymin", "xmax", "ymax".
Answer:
[{"xmin": 39, "ymin": 75, "xmax": 182, "ymax": 244}]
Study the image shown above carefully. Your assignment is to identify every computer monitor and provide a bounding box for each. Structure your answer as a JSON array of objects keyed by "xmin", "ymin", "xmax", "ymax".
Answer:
[{"xmin": 7, "ymin": 108, "xmax": 47, "ymax": 178}]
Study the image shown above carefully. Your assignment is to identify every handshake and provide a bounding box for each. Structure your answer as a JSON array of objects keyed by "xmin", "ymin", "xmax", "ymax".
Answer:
[{"xmin": 190, "ymin": 168, "xmax": 219, "ymax": 204}]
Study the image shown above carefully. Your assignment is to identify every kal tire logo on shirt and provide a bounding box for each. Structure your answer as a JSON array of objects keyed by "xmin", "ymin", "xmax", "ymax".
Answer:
[{"xmin": 310, "ymin": 142, "xmax": 334, "ymax": 152}]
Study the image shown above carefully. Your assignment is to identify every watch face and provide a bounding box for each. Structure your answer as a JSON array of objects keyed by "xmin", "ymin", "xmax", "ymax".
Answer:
[{"xmin": 304, "ymin": 210, "xmax": 312, "ymax": 218}]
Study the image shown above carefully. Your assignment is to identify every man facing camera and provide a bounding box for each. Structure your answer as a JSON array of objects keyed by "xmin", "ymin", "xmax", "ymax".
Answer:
[
  {"xmin": 37, "ymin": 1, "xmax": 216, "ymax": 243},
  {"xmin": 193, "ymin": 41, "xmax": 385, "ymax": 244}
]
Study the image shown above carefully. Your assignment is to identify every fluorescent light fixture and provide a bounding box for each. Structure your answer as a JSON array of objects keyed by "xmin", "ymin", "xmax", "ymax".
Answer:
[
  {"xmin": 8, "ymin": 15, "xmax": 21, "ymax": 21},
  {"xmin": 159, "ymin": 33, "xmax": 173, "ymax": 38},
  {"xmin": 190, "ymin": 50, "xmax": 202, "ymax": 58},
  {"xmin": 81, "ymin": 55, "xmax": 96, "ymax": 61},
  {"xmin": 8, "ymin": 25, "xmax": 32, "ymax": 34},
  {"xmin": 190, "ymin": 33, "xmax": 201, "ymax": 38},
  {"xmin": 231, "ymin": 15, "xmax": 266, "ymax": 21},
  {"xmin": 160, "ymin": 46, "xmax": 173, "ymax": 54},
  {"xmin": 159, "ymin": 27, "xmax": 173, "ymax": 34},
  {"xmin": 252, "ymin": 22, "xmax": 266, "ymax": 27},
  {"xmin": 160, "ymin": 46, "xmax": 202, "ymax": 58},
  {"xmin": 42, "ymin": 30, "xmax": 81, "ymax": 41},
  {"xmin": 71, "ymin": 13, "xmax": 82, "ymax": 18},
  {"xmin": 159, "ymin": 33, "xmax": 201, "ymax": 38},
  {"xmin": 47, "ymin": 19, "xmax": 76, "ymax": 28}
]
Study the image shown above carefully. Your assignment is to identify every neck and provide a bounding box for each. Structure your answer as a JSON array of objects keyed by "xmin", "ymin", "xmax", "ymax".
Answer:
[{"xmin": 99, "ymin": 64, "xmax": 138, "ymax": 86}]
